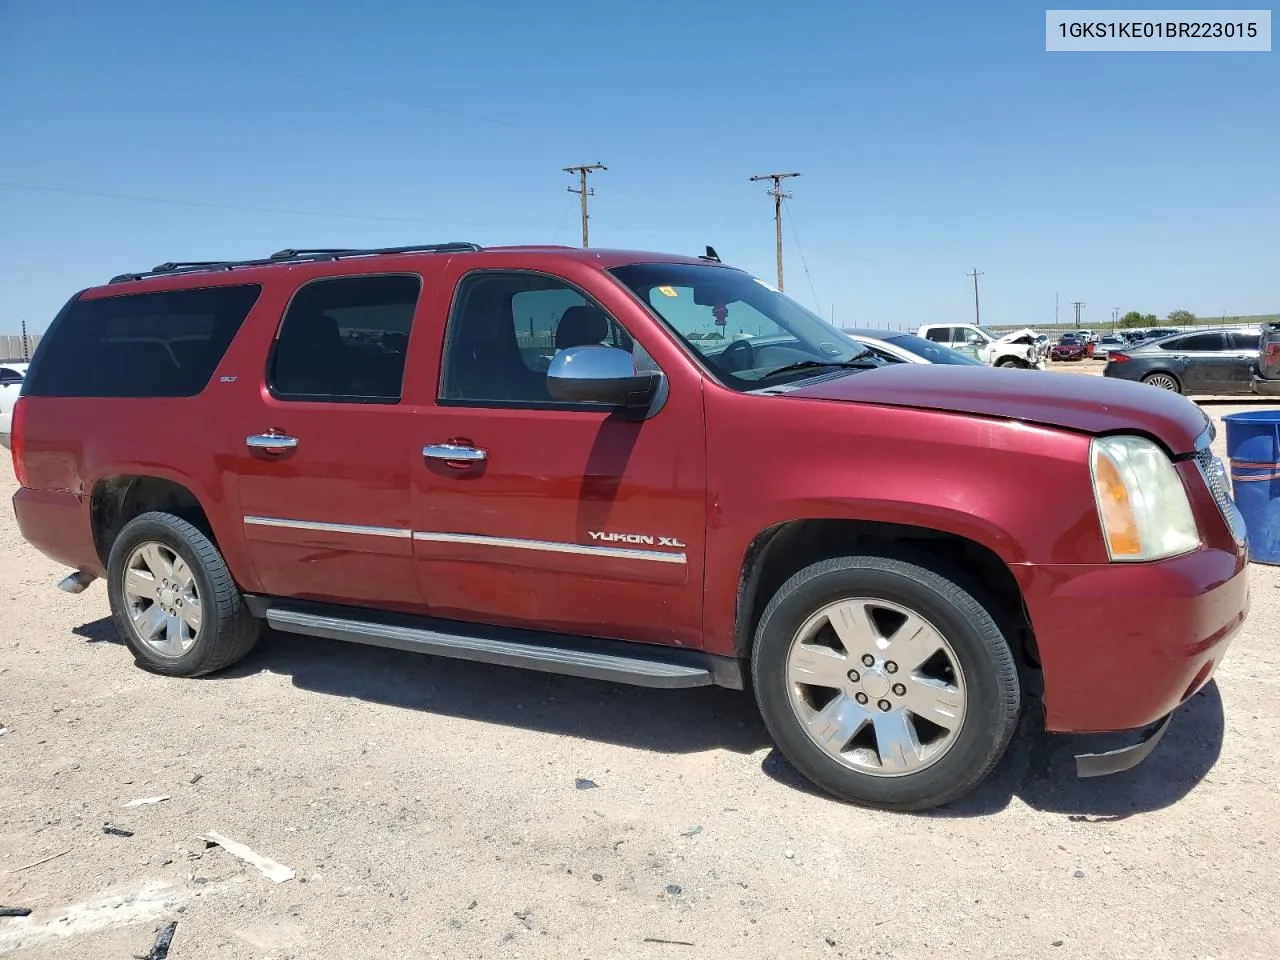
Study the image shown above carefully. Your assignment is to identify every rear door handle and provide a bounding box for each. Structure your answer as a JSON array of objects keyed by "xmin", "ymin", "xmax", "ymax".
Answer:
[
  {"xmin": 247, "ymin": 433, "xmax": 298, "ymax": 452},
  {"xmin": 424, "ymin": 443, "xmax": 487, "ymax": 464}
]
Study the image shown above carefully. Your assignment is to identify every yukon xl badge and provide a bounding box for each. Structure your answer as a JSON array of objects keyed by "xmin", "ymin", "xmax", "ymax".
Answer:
[{"xmin": 589, "ymin": 531, "xmax": 686, "ymax": 548}]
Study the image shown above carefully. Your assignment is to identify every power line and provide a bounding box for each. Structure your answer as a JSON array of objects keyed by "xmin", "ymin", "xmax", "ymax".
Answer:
[
  {"xmin": 0, "ymin": 180, "xmax": 553, "ymax": 228},
  {"xmin": 563, "ymin": 163, "xmax": 607, "ymax": 247},
  {"xmin": 967, "ymin": 268, "xmax": 984, "ymax": 326},
  {"xmin": 781, "ymin": 198, "xmax": 821, "ymax": 313},
  {"xmin": 749, "ymin": 172, "xmax": 801, "ymax": 290},
  {"xmin": 1073, "ymin": 301, "xmax": 1086, "ymax": 329}
]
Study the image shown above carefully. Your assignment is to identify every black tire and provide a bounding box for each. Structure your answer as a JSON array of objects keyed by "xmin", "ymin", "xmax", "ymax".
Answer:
[
  {"xmin": 751, "ymin": 554, "xmax": 1021, "ymax": 812},
  {"xmin": 1141, "ymin": 371, "xmax": 1183, "ymax": 393},
  {"xmin": 996, "ymin": 358, "xmax": 1026, "ymax": 368},
  {"xmin": 106, "ymin": 512, "xmax": 261, "ymax": 677}
]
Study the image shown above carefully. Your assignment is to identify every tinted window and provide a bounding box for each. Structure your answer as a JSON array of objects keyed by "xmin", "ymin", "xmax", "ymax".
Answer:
[
  {"xmin": 883, "ymin": 333, "xmax": 984, "ymax": 365},
  {"xmin": 270, "ymin": 275, "xmax": 421, "ymax": 402},
  {"xmin": 1232, "ymin": 332, "xmax": 1261, "ymax": 351},
  {"xmin": 23, "ymin": 285, "xmax": 261, "ymax": 398},
  {"xmin": 924, "ymin": 328, "xmax": 951, "ymax": 343},
  {"xmin": 1161, "ymin": 332, "xmax": 1225, "ymax": 352},
  {"xmin": 0, "ymin": 367, "xmax": 22, "ymax": 385},
  {"xmin": 441, "ymin": 272, "xmax": 650, "ymax": 405}
]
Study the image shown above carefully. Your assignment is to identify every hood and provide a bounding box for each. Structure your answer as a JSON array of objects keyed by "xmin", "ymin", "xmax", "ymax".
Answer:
[
  {"xmin": 786, "ymin": 364, "xmax": 1210, "ymax": 454},
  {"xmin": 997, "ymin": 327, "xmax": 1038, "ymax": 345}
]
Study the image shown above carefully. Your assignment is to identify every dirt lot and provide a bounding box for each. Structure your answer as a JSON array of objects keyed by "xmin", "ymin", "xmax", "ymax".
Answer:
[{"xmin": 2, "ymin": 361, "xmax": 1278, "ymax": 960}]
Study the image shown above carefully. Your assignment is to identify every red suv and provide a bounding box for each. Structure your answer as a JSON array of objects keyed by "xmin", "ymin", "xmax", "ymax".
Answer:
[{"xmin": 10, "ymin": 243, "xmax": 1250, "ymax": 811}]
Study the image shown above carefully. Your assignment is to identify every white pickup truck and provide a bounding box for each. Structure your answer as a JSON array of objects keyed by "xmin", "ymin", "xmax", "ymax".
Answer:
[{"xmin": 916, "ymin": 324, "xmax": 1046, "ymax": 369}]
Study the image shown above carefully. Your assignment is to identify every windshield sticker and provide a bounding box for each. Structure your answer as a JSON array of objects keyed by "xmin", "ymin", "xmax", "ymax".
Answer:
[{"xmin": 657, "ymin": 285, "xmax": 678, "ymax": 298}]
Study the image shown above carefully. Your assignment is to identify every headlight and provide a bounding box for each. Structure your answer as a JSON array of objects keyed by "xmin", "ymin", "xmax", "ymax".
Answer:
[{"xmin": 1090, "ymin": 435, "xmax": 1200, "ymax": 561}]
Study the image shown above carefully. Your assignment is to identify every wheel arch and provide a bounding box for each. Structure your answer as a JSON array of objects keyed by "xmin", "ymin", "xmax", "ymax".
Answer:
[
  {"xmin": 733, "ymin": 518, "xmax": 1040, "ymax": 683},
  {"xmin": 89, "ymin": 472, "xmax": 258, "ymax": 590}
]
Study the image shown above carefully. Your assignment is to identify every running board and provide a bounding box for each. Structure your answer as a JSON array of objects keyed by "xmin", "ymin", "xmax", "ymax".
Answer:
[{"xmin": 254, "ymin": 600, "xmax": 741, "ymax": 690}]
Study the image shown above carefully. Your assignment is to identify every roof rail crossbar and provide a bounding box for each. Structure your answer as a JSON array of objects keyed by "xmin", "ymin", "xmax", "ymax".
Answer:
[{"xmin": 109, "ymin": 242, "xmax": 483, "ymax": 284}]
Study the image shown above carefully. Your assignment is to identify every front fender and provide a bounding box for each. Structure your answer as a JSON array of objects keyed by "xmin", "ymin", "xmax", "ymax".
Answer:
[{"xmin": 702, "ymin": 392, "xmax": 1106, "ymax": 656}]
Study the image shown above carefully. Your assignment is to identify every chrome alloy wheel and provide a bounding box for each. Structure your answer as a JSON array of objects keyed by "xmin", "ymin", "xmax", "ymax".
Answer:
[
  {"xmin": 121, "ymin": 542, "xmax": 202, "ymax": 658},
  {"xmin": 785, "ymin": 598, "xmax": 967, "ymax": 776},
  {"xmin": 1143, "ymin": 373, "xmax": 1179, "ymax": 391}
]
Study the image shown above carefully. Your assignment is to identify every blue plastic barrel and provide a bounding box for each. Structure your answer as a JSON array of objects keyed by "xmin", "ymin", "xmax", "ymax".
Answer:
[{"xmin": 1223, "ymin": 410, "xmax": 1280, "ymax": 564}]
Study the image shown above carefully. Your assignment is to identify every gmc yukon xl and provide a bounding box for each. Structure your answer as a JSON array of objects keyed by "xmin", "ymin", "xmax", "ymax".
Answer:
[{"xmin": 9, "ymin": 242, "xmax": 1250, "ymax": 811}]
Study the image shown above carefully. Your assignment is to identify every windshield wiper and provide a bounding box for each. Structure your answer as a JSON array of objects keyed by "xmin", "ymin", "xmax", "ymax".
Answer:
[{"xmin": 762, "ymin": 351, "xmax": 879, "ymax": 379}]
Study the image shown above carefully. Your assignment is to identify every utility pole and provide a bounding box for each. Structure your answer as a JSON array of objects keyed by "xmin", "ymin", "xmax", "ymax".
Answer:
[
  {"xmin": 967, "ymin": 268, "xmax": 984, "ymax": 326},
  {"xmin": 563, "ymin": 163, "xmax": 606, "ymax": 247},
  {"xmin": 749, "ymin": 172, "xmax": 801, "ymax": 290},
  {"xmin": 20, "ymin": 319, "xmax": 29, "ymax": 360},
  {"xmin": 1073, "ymin": 301, "xmax": 1085, "ymax": 329},
  {"xmin": 1111, "ymin": 306, "xmax": 1120, "ymax": 331}
]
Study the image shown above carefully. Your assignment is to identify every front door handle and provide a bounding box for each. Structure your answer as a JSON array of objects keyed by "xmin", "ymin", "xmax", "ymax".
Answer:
[
  {"xmin": 424, "ymin": 443, "xmax": 487, "ymax": 464},
  {"xmin": 247, "ymin": 433, "xmax": 298, "ymax": 452}
]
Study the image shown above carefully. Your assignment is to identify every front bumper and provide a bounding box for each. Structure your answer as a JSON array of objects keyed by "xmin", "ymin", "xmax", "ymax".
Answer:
[{"xmin": 1014, "ymin": 545, "xmax": 1248, "ymax": 736}]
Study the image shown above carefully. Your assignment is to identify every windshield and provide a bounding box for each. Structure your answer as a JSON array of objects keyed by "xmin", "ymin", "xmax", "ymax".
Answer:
[
  {"xmin": 883, "ymin": 333, "xmax": 984, "ymax": 365},
  {"xmin": 609, "ymin": 262, "xmax": 876, "ymax": 390}
]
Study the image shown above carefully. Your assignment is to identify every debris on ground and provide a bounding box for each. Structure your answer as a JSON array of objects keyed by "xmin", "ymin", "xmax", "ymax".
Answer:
[
  {"xmin": 5, "ymin": 849, "xmax": 70, "ymax": 874},
  {"xmin": 643, "ymin": 937, "xmax": 695, "ymax": 946},
  {"xmin": 467, "ymin": 900, "xmax": 477, "ymax": 910},
  {"xmin": 0, "ymin": 907, "xmax": 33, "ymax": 918},
  {"xmin": 102, "ymin": 824, "xmax": 135, "ymax": 838},
  {"xmin": 199, "ymin": 832, "xmax": 295, "ymax": 883},
  {"xmin": 825, "ymin": 936, "xmax": 838, "ymax": 947},
  {"xmin": 664, "ymin": 884, "xmax": 682, "ymax": 895},
  {"xmin": 188, "ymin": 773, "xmax": 203, "ymax": 785},
  {"xmin": 0, "ymin": 725, "xmax": 9, "ymax": 737},
  {"xmin": 514, "ymin": 909, "xmax": 533, "ymax": 930},
  {"xmin": 592, "ymin": 873, "xmax": 603, "ymax": 882},
  {"xmin": 1073, "ymin": 869, "xmax": 1086, "ymax": 878},
  {"xmin": 137, "ymin": 920, "xmax": 178, "ymax": 960},
  {"xmin": 784, "ymin": 849, "xmax": 795, "ymax": 859},
  {"xmin": 124, "ymin": 796, "xmax": 170, "ymax": 808},
  {"xmin": 680, "ymin": 826, "xmax": 702, "ymax": 838},
  {"xmin": 574, "ymin": 778, "xmax": 598, "ymax": 790}
]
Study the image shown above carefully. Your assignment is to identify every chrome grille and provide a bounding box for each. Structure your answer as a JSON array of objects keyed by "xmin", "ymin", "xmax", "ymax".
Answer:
[{"xmin": 1195, "ymin": 447, "xmax": 1247, "ymax": 545}]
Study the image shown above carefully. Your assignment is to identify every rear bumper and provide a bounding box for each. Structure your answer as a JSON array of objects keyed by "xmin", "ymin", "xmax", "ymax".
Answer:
[
  {"xmin": 1015, "ymin": 545, "xmax": 1248, "ymax": 735},
  {"xmin": 11, "ymin": 486, "xmax": 103, "ymax": 577}
]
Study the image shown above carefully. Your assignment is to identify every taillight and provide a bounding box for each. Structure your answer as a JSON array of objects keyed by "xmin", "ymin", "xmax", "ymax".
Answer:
[
  {"xmin": 10, "ymin": 395, "xmax": 28, "ymax": 487},
  {"xmin": 1265, "ymin": 343, "xmax": 1280, "ymax": 363},
  {"xmin": 1109, "ymin": 352, "xmax": 1130, "ymax": 363}
]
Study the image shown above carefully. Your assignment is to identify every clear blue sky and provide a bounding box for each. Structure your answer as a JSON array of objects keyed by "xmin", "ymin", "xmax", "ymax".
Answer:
[{"xmin": 1, "ymin": 0, "xmax": 1275, "ymax": 333}]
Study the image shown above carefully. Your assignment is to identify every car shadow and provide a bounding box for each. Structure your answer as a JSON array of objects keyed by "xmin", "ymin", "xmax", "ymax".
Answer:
[
  {"xmin": 229, "ymin": 628, "xmax": 768, "ymax": 756},
  {"xmin": 763, "ymin": 681, "xmax": 1225, "ymax": 818},
  {"xmin": 1198, "ymin": 397, "xmax": 1279, "ymax": 406},
  {"xmin": 73, "ymin": 617, "xmax": 1223, "ymax": 809}
]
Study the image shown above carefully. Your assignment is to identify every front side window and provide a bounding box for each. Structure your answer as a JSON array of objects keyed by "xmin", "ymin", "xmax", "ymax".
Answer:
[
  {"xmin": 609, "ymin": 262, "xmax": 880, "ymax": 391},
  {"xmin": 440, "ymin": 271, "xmax": 653, "ymax": 405},
  {"xmin": 270, "ymin": 274, "xmax": 421, "ymax": 403}
]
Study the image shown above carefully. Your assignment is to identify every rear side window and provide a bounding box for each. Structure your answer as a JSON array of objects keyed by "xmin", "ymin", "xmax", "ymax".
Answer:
[
  {"xmin": 1232, "ymin": 332, "xmax": 1261, "ymax": 351},
  {"xmin": 1161, "ymin": 332, "xmax": 1225, "ymax": 352},
  {"xmin": 23, "ymin": 285, "xmax": 261, "ymax": 398},
  {"xmin": 269, "ymin": 274, "xmax": 421, "ymax": 403}
]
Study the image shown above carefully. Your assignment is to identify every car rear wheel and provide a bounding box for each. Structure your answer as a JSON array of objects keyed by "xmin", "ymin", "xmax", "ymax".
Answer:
[
  {"xmin": 996, "ymin": 358, "xmax": 1026, "ymax": 368},
  {"xmin": 751, "ymin": 554, "xmax": 1021, "ymax": 811},
  {"xmin": 1141, "ymin": 371, "xmax": 1182, "ymax": 392},
  {"xmin": 107, "ymin": 512, "xmax": 261, "ymax": 677}
]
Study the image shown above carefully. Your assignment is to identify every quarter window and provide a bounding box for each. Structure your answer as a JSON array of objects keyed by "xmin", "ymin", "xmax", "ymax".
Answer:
[
  {"xmin": 440, "ymin": 272, "xmax": 652, "ymax": 405},
  {"xmin": 270, "ymin": 275, "xmax": 421, "ymax": 403},
  {"xmin": 22, "ymin": 284, "xmax": 261, "ymax": 398}
]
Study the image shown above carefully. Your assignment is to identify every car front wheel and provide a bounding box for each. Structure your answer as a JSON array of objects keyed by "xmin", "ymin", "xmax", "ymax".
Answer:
[{"xmin": 751, "ymin": 554, "xmax": 1021, "ymax": 811}]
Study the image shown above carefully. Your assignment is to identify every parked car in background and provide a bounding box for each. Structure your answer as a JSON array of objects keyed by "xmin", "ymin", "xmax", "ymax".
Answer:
[
  {"xmin": 916, "ymin": 323, "xmax": 1046, "ymax": 368},
  {"xmin": 9, "ymin": 241, "xmax": 1248, "ymax": 812},
  {"xmin": 0, "ymin": 361, "xmax": 28, "ymax": 442},
  {"xmin": 1094, "ymin": 335, "xmax": 1127, "ymax": 359},
  {"xmin": 1050, "ymin": 336, "xmax": 1087, "ymax": 362},
  {"xmin": 841, "ymin": 329, "xmax": 985, "ymax": 366},
  {"xmin": 1104, "ymin": 328, "xmax": 1269, "ymax": 395}
]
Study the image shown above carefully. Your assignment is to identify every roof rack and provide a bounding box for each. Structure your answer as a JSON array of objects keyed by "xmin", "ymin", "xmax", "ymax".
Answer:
[{"xmin": 108, "ymin": 242, "xmax": 483, "ymax": 284}]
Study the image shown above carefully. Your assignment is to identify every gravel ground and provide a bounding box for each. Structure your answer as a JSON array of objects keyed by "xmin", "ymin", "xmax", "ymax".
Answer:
[{"xmin": 2, "ymin": 363, "xmax": 1278, "ymax": 959}]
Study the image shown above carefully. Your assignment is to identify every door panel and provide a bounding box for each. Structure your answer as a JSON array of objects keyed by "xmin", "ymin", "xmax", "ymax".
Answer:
[
  {"xmin": 411, "ymin": 268, "xmax": 707, "ymax": 648},
  {"xmin": 233, "ymin": 273, "xmax": 427, "ymax": 610}
]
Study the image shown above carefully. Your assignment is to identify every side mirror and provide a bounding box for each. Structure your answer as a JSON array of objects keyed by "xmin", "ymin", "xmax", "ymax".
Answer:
[
  {"xmin": 546, "ymin": 345, "xmax": 662, "ymax": 416},
  {"xmin": 966, "ymin": 334, "xmax": 984, "ymax": 345}
]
